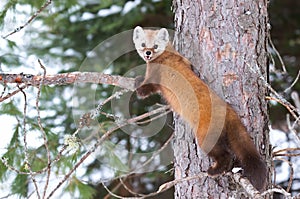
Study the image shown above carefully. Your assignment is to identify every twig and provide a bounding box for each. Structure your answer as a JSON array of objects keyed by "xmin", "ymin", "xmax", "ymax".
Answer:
[
  {"xmin": 119, "ymin": 178, "xmax": 142, "ymax": 197},
  {"xmin": 244, "ymin": 60, "xmax": 300, "ymax": 125},
  {"xmin": 90, "ymin": 89, "xmax": 130, "ymax": 120},
  {"xmin": 266, "ymin": 96, "xmax": 300, "ymax": 125},
  {"xmin": 95, "ymin": 118, "xmax": 173, "ymax": 196},
  {"xmin": 268, "ymin": 34, "xmax": 287, "ymax": 73},
  {"xmin": 284, "ymin": 69, "xmax": 300, "ymax": 93},
  {"xmin": 0, "ymin": 193, "xmax": 15, "ymax": 199},
  {"xmin": 291, "ymin": 91, "xmax": 300, "ymax": 111},
  {"xmin": 2, "ymin": 0, "xmax": 52, "ymax": 39},
  {"xmin": 102, "ymin": 182, "xmax": 130, "ymax": 199},
  {"xmin": 0, "ymin": 83, "xmax": 7, "ymax": 98},
  {"xmin": 104, "ymin": 132, "xmax": 175, "ymax": 198},
  {"xmin": 1, "ymin": 145, "xmax": 68, "ymax": 176},
  {"xmin": 268, "ymin": 147, "xmax": 300, "ymax": 157},
  {"xmin": 0, "ymin": 85, "xmax": 28, "ymax": 102},
  {"xmin": 103, "ymin": 173, "xmax": 208, "ymax": 199},
  {"xmin": 135, "ymin": 109, "xmax": 171, "ymax": 125},
  {"xmin": 286, "ymin": 114, "xmax": 300, "ymax": 146},
  {"xmin": 127, "ymin": 106, "xmax": 170, "ymax": 124},
  {"xmin": 36, "ymin": 60, "xmax": 51, "ymax": 199},
  {"xmin": 273, "ymin": 148, "xmax": 300, "ymax": 154},
  {"xmin": 273, "ymin": 153, "xmax": 297, "ymax": 194},
  {"xmin": 130, "ymin": 132, "xmax": 174, "ymax": 175},
  {"xmin": 18, "ymin": 85, "xmax": 41, "ymax": 198},
  {"xmin": 274, "ymin": 157, "xmax": 294, "ymax": 193},
  {"xmin": 274, "ymin": 153, "xmax": 300, "ymax": 157},
  {"xmin": 261, "ymin": 187, "xmax": 292, "ymax": 198},
  {"xmin": 46, "ymin": 106, "xmax": 170, "ymax": 198}
]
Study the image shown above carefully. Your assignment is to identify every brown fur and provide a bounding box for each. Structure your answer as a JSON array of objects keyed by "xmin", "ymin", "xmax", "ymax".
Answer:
[{"xmin": 135, "ymin": 32, "xmax": 267, "ymax": 191}]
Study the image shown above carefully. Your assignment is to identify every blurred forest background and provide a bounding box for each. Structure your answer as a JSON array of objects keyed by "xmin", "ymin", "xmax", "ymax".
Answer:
[{"xmin": 0, "ymin": 0, "xmax": 299, "ymax": 198}]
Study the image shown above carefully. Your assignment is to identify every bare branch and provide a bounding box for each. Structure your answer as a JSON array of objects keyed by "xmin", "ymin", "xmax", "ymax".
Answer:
[
  {"xmin": 36, "ymin": 60, "xmax": 51, "ymax": 199},
  {"xmin": 274, "ymin": 157, "xmax": 294, "ymax": 192},
  {"xmin": 245, "ymin": 61, "xmax": 300, "ymax": 128},
  {"xmin": 286, "ymin": 114, "xmax": 300, "ymax": 146},
  {"xmin": 2, "ymin": 0, "xmax": 52, "ymax": 39},
  {"xmin": 231, "ymin": 173, "xmax": 262, "ymax": 199},
  {"xmin": 261, "ymin": 187, "xmax": 292, "ymax": 198},
  {"xmin": 0, "ymin": 85, "xmax": 28, "ymax": 102},
  {"xmin": 119, "ymin": 178, "xmax": 142, "ymax": 197},
  {"xmin": 273, "ymin": 148, "xmax": 300, "ymax": 157},
  {"xmin": 18, "ymin": 85, "xmax": 41, "ymax": 198},
  {"xmin": 102, "ymin": 173, "xmax": 208, "ymax": 199},
  {"xmin": 0, "ymin": 84, "xmax": 7, "ymax": 98},
  {"xmin": 291, "ymin": 91, "xmax": 300, "ymax": 111},
  {"xmin": 273, "ymin": 148, "xmax": 299, "ymax": 194},
  {"xmin": 266, "ymin": 96, "xmax": 300, "ymax": 126},
  {"xmin": 268, "ymin": 34, "xmax": 287, "ymax": 73},
  {"xmin": 284, "ymin": 70, "xmax": 300, "ymax": 93},
  {"xmin": 0, "ymin": 72, "xmax": 135, "ymax": 89}
]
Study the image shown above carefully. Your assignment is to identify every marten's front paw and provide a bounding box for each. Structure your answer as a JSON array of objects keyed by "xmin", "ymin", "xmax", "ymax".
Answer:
[
  {"xmin": 135, "ymin": 76, "xmax": 145, "ymax": 89},
  {"xmin": 136, "ymin": 86, "xmax": 149, "ymax": 98},
  {"xmin": 207, "ymin": 163, "xmax": 227, "ymax": 176},
  {"xmin": 135, "ymin": 76, "xmax": 150, "ymax": 98}
]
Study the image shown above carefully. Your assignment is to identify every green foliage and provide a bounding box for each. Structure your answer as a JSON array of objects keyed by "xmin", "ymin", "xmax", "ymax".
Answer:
[
  {"xmin": 0, "ymin": 125, "xmax": 30, "ymax": 197},
  {"xmin": 103, "ymin": 140, "xmax": 130, "ymax": 173},
  {"xmin": 66, "ymin": 176, "xmax": 97, "ymax": 199},
  {"xmin": 11, "ymin": 172, "xmax": 28, "ymax": 197},
  {"xmin": 0, "ymin": 101, "xmax": 22, "ymax": 116},
  {"xmin": 0, "ymin": 124, "xmax": 20, "ymax": 180},
  {"xmin": 0, "ymin": 0, "xmax": 18, "ymax": 28}
]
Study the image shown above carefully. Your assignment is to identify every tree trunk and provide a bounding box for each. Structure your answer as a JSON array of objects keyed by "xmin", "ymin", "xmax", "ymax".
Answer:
[{"xmin": 172, "ymin": 0, "xmax": 271, "ymax": 198}]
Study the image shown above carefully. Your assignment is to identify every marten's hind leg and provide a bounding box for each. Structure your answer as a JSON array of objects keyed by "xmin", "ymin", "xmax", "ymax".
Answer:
[{"xmin": 207, "ymin": 137, "xmax": 234, "ymax": 176}]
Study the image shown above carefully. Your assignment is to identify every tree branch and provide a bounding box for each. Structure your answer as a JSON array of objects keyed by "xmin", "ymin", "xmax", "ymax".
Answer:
[
  {"xmin": 2, "ymin": 0, "xmax": 52, "ymax": 39},
  {"xmin": 0, "ymin": 72, "xmax": 136, "ymax": 90}
]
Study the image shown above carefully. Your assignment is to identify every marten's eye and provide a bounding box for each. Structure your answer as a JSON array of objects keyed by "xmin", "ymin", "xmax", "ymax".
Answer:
[
  {"xmin": 153, "ymin": 44, "xmax": 158, "ymax": 49},
  {"xmin": 141, "ymin": 43, "xmax": 146, "ymax": 47}
]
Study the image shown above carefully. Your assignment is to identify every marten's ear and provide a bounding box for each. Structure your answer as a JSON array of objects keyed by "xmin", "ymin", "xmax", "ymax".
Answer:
[
  {"xmin": 157, "ymin": 28, "xmax": 169, "ymax": 43},
  {"xmin": 133, "ymin": 26, "xmax": 145, "ymax": 43}
]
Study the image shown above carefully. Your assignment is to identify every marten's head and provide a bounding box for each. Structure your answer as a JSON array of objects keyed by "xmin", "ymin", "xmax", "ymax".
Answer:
[{"xmin": 133, "ymin": 26, "xmax": 169, "ymax": 62}]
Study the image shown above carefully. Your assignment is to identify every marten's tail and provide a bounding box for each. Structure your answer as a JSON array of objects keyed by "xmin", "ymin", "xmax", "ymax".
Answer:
[{"xmin": 226, "ymin": 109, "xmax": 267, "ymax": 191}]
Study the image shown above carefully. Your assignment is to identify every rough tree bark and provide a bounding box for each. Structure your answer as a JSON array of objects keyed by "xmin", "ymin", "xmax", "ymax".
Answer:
[{"xmin": 172, "ymin": 0, "xmax": 271, "ymax": 198}]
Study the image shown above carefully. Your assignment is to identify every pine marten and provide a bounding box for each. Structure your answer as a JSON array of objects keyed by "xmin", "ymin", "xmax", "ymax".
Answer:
[{"xmin": 132, "ymin": 26, "xmax": 266, "ymax": 191}]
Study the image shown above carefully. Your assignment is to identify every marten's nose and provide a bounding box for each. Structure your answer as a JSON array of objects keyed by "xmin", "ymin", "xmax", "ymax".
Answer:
[{"xmin": 145, "ymin": 51, "xmax": 151, "ymax": 56}]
